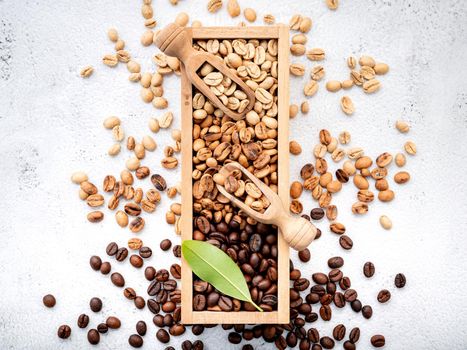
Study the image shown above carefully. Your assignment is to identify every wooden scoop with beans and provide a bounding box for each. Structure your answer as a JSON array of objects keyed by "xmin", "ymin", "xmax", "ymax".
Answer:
[
  {"xmin": 215, "ymin": 162, "xmax": 317, "ymax": 251},
  {"xmin": 155, "ymin": 22, "xmax": 256, "ymax": 120}
]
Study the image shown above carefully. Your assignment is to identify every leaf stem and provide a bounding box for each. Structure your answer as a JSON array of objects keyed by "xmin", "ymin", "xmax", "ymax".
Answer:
[{"xmin": 249, "ymin": 299, "xmax": 263, "ymax": 312}]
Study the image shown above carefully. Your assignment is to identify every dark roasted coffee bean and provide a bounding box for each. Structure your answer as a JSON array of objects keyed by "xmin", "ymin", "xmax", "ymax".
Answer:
[
  {"xmin": 156, "ymin": 269, "xmax": 169, "ymax": 282},
  {"xmin": 90, "ymin": 255, "xmax": 102, "ymax": 270},
  {"xmin": 320, "ymin": 293, "xmax": 332, "ymax": 305},
  {"xmin": 147, "ymin": 281, "xmax": 162, "ymax": 296},
  {"xmin": 106, "ymin": 242, "xmax": 118, "ymax": 256},
  {"xmin": 129, "ymin": 334, "xmax": 143, "ymax": 348},
  {"xmin": 147, "ymin": 298, "xmax": 160, "ymax": 313},
  {"xmin": 100, "ymin": 261, "xmax": 111, "ymax": 274},
  {"xmin": 134, "ymin": 296, "xmax": 146, "ymax": 309},
  {"xmin": 192, "ymin": 325, "xmax": 204, "ymax": 336},
  {"xmin": 333, "ymin": 292, "xmax": 346, "ymax": 308},
  {"xmin": 218, "ymin": 295, "xmax": 233, "ymax": 311},
  {"xmin": 308, "ymin": 328, "xmax": 320, "ymax": 343},
  {"xmin": 299, "ymin": 338, "xmax": 311, "ymax": 350},
  {"xmin": 87, "ymin": 329, "xmax": 100, "ymax": 345},
  {"xmin": 57, "ymin": 325, "xmax": 71, "ymax": 339},
  {"xmin": 173, "ymin": 245, "xmax": 181, "ymax": 257},
  {"xmin": 97, "ymin": 323, "xmax": 108, "ymax": 334},
  {"xmin": 332, "ymin": 324, "xmax": 346, "ymax": 341},
  {"xmin": 156, "ymin": 329, "xmax": 170, "ymax": 343},
  {"xmin": 136, "ymin": 320, "xmax": 147, "ymax": 336},
  {"xmin": 286, "ymin": 331, "xmax": 298, "ymax": 347},
  {"xmin": 151, "ymin": 174, "xmax": 167, "ymax": 190},
  {"xmin": 362, "ymin": 305, "xmax": 373, "ymax": 319},
  {"xmin": 153, "ymin": 314, "xmax": 164, "ymax": 327},
  {"xmin": 377, "ymin": 289, "xmax": 391, "ymax": 303},
  {"xmin": 336, "ymin": 169, "xmax": 349, "ymax": 183},
  {"xmin": 343, "ymin": 340, "xmax": 356, "ymax": 350},
  {"xmin": 319, "ymin": 305, "xmax": 332, "ymax": 321},
  {"xmin": 145, "ymin": 266, "xmax": 156, "ymax": 281},
  {"xmin": 326, "ymin": 282, "xmax": 336, "ymax": 295},
  {"xmin": 320, "ymin": 336, "xmax": 335, "ymax": 349},
  {"xmin": 327, "ymin": 256, "xmax": 344, "ymax": 268},
  {"xmin": 170, "ymin": 264, "xmax": 181, "ymax": 279},
  {"xmin": 395, "ymin": 273, "xmax": 406, "ymax": 288},
  {"xmin": 349, "ymin": 327, "xmax": 360, "ymax": 343},
  {"xmin": 162, "ymin": 301, "xmax": 176, "ymax": 313},
  {"xmin": 193, "ymin": 294, "xmax": 206, "ymax": 311},
  {"xmin": 77, "ymin": 314, "xmax": 89, "ymax": 328},
  {"xmin": 351, "ymin": 299, "xmax": 362, "ymax": 312},
  {"xmin": 89, "ymin": 297, "xmax": 102, "ymax": 312},
  {"xmin": 328, "ymin": 269, "xmax": 343, "ymax": 282},
  {"xmin": 275, "ymin": 335, "xmax": 287, "ymax": 350},
  {"xmin": 294, "ymin": 278, "xmax": 310, "ymax": 291},
  {"xmin": 306, "ymin": 292, "xmax": 320, "ymax": 304},
  {"xmin": 371, "ymin": 335, "xmax": 385, "ymax": 347},
  {"xmin": 339, "ymin": 235, "xmax": 353, "ymax": 250},
  {"xmin": 170, "ymin": 290, "xmax": 182, "ymax": 304},
  {"xmin": 263, "ymin": 325, "xmax": 276, "ymax": 341},
  {"xmin": 298, "ymin": 248, "xmax": 311, "ymax": 262},
  {"xmin": 344, "ymin": 289, "xmax": 357, "ymax": 302},
  {"xmin": 301, "ymin": 214, "xmax": 311, "ymax": 221},
  {"xmin": 170, "ymin": 323, "xmax": 186, "ymax": 336},
  {"xmin": 243, "ymin": 345, "xmax": 254, "ymax": 350},
  {"xmin": 340, "ymin": 276, "xmax": 351, "ymax": 290},
  {"xmin": 130, "ymin": 254, "xmax": 144, "ymax": 268},
  {"xmin": 363, "ymin": 262, "xmax": 375, "ymax": 277},
  {"xmin": 111, "ymin": 272, "xmax": 125, "ymax": 287},
  {"xmin": 139, "ymin": 246, "xmax": 152, "ymax": 258},
  {"xmin": 160, "ymin": 239, "xmax": 172, "ymax": 251},
  {"xmin": 165, "ymin": 347, "xmax": 175, "ymax": 350},
  {"xmin": 124, "ymin": 287, "xmax": 137, "ymax": 300},
  {"xmin": 106, "ymin": 316, "xmax": 121, "ymax": 329},
  {"xmin": 315, "ymin": 228, "xmax": 322, "ymax": 239},
  {"xmin": 312, "ymin": 273, "xmax": 328, "ymax": 284},
  {"xmin": 116, "ymin": 247, "xmax": 128, "ymax": 261},
  {"xmin": 310, "ymin": 208, "xmax": 325, "ymax": 220},
  {"xmin": 43, "ymin": 294, "xmax": 56, "ymax": 308},
  {"xmin": 193, "ymin": 340, "xmax": 204, "ymax": 350},
  {"xmin": 290, "ymin": 269, "xmax": 302, "ymax": 280},
  {"xmin": 182, "ymin": 340, "xmax": 192, "ymax": 350},
  {"xmin": 195, "ymin": 216, "xmax": 210, "ymax": 233},
  {"xmin": 312, "ymin": 345, "xmax": 323, "ymax": 350}
]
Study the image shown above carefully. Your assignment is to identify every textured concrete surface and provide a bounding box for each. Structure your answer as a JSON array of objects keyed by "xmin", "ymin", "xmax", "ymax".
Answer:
[{"xmin": 1, "ymin": 0, "xmax": 467, "ymax": 349}]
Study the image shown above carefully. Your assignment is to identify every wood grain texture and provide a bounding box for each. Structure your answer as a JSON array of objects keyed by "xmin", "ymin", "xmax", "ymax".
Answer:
[{"xmin": 181, "ymin": 25, "xmax": 289, "ymax": 324}]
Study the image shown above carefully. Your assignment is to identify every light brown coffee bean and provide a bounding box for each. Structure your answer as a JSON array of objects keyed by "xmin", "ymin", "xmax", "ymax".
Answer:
[
  {"xmin": 394, "ymin": 171, "xmax": 410, "ymax": 184},
  {"xmin": 395, "ymin": 153, "xmax": 406, "ymax": 167},
  {"xmin": 306, "ymin": 48, "xmax": 325, "ymax": 61},
  {"xmin": 87, "ymin": 194, "xmax": 105, "ymax": 207},
  {"xmin": 303, "ymin": 80, "xmax": 319, "ymax": 96},
  {"xmin": 227, "ymin": 0, "xmax": 240, "ymax": 17},
  {"xmin": 129, "ymin": 217, "xmax": 145, "ymax": 232},
  {"xmin": 378, "ymin": 189, "xmax": 395, "ymax": 202},
  {"xmin": 311, "ymin": 65, "xmax": 325, "ymax": 80},
  {"xmin": 404, "ymin": 141, "xmax": 417, "ymax": 155},
  {"xmin": 351, "ymin": 202, "xmax": 368, "ymax": 214},
  {"xmin": 326, "ymin": 80, "xmax": 341, "ymax": 92},
  {"xmin": 115, "ymin": 210, "xmax": 128, "ymax": 227},
  {"xmin": 363, "ymin": 79, "xmax": 380, "ymax": 93},
  {"xmin": 87, "ymin": 211, "xmax": 104, "ymax": 223},
  {"xmin": 290, "ymin": 181, "xmax": 303, "ymax": 199},
  {"xmin": 396, "ymin": 120, "xmax": 410, "ymax": 133},
  {"xmin": 340, "ymin": 96, "xmax": 354, "ymax": 115},
  {"xmin": 71, "ymin": 171, "xmax": 88, "ymax": 184},
  {"xmin": 128, "ymin": 238, "xmax": 143, "ymax": 250},
  {"xmin": 289, "ymin": 141, "xmax": 302, "ymax": 155}
]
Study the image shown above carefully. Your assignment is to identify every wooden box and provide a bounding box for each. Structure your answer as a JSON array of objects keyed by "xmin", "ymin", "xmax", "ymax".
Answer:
[{"xmin": 180, "ymin": 25, "xmax": 290, "ymax": 324}]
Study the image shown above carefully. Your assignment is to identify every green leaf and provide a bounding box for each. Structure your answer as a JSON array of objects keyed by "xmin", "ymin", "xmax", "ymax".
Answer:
[{"xmin": 182, "ymin": 240, "xmax": 263, "ymax": 312}]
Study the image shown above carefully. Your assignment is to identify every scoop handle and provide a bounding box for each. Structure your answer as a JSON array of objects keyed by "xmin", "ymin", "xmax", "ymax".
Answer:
[{"xmin": 277, "ymin": 214, "xmax": 317, "ymax": 251}]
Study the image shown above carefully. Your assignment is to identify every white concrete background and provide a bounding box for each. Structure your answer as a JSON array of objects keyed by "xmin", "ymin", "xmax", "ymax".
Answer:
[{"xmin": 0, "ymin": 0, "xmax": 466, "ymax": 349}]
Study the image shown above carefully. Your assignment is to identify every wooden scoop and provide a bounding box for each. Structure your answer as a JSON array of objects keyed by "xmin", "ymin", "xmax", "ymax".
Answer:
[
  {"xmin": 155, "ymin": 22, "xmax": 256, "ymax": 121},
  {"xmin": 216, "ymin": 162, "xmax": 317, "ymax": 251}
]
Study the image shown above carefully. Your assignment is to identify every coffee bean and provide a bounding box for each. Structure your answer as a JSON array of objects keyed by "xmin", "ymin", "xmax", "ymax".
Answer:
[
  {"xmin": 299, "ymin": 339, "xmax": 310, "ymax": 350},
  {"xmin": 170, "ymin": 263, "xmax": 181, "ymax": 279},
  {"xmin": 100, "ymin": 262, "xmax": 111, "ymax": 274},
  {"xmin": 218, "ymin": 295, "xmax": 233, "ymax": 311},
  {"xmin": 139, "ymin": 246, "xmax": 152, "ymax": 258},
  {"xmin": 160, "ymin": 239, "xmax": 172, "ymax": 251},
  {"xmin": 294, "ymin": 278, "xmax": 310, "ymax": 291},
  {"xmin": 123, "ymin": 287, "xmax": 136, "ymax": 300},
  {"xmin": 370, "ymin": 335, "xmax": 385, "ymax": 347},
  {"xmin": 106, "ymin": 242, "xmax": 118, "ymax": 256},
  {"xmin": 339, "ymin": 235, "xmax": 353, "ymax": 250},
  {"xmin": 97, "ymin": 323, "xmax": 108, "ymax": 334},
  {"xmin": 327, "ymin": 256, "xmax": 344, "ymax": 268},
  {"xmin": 89, "ymin": 297, "xmax": 102, "ymax": 312},
  {"xmin": 192, "ymin": 325, "xmax": 204, "ymax": 336},
  {"xmin": 134, "ymin": 296, "xmax": 146, "ymax": 309},
  {"xmin": 193, "ymin": 340, "xmax": 204, "ymax": 350},
  {"xmin": 151, "ymin": 174, "xmax": 167, "ymax": 191},
  {"xmin": 332, "ymin": 324, "xmax": 346, "ymax": 341},
  {"xmin": 344, "ymin": 289, "xmax": 357, "ymax": 302},
  {"xmin": 156, "ymin": 329, "xmax": 170, "ymax": 343},
  {"xmin": 129, "ymin": 334, "xmax": 144, "ymax": 348},
  {"xmin": 328, "ymin": 268, "xmax": 343, "ymax": 282},
  {"xmin": 115, "ymin": 247, "xmax": 128, "ymax": 262},
  {"xmin": 336, "ymin": 168, "xmax": 349, "ymax": 183},
  {"xmin": 363, "ymin": 261, "xmax": 375, "ymax": 277},
  {"xmin": 111, "ymin": 272, "xmax": 125, "ymax": 287},
  {"xmin": 43, "ymin": 294, "xmax": 56, "ymax": 308},
  {"xmin": 377, "ymin": 289, "xmax": 391, "ymax": 303},
  {"xmin": 162, "ymin": 301, "xmax": 176, "ymax": 313},
  {"xmin": 340, "ymin": 276, "xmax": 351, "ymax": 290},
  {"xmin": 243, "ymin": 345, "xmax": 254, "ymax": 350},
  {"xmin": 362, "ymin": 305, "xmax": 373, "ymax": 319},
  {"xmin": 320, "ymin": 336, "xmax": 335, "ymax": 349},
  {"xmin": 333, "ymin": 292, "xmax": 346, "ymax": 308},
  {"xmin": 130, "ymin": 254, "xmax": 144, "ymax": 268},
  {"xmin": 310, "ymin": 208, "xmax": 325, "ymax": 220},
  {"xmin": 395, "ymin": 273, "xmax": 406, "ymax": 288},
  {"xmin": 326, "ymin": 282, "xmax": 336, "ymax": 295},
  {"xmin": 307, "ymin": 328, "xmax": 319, "ymax": 343},
  {"xmin": 106, "ymin": 316, "xmax": 121, "ymax": 329},
  {"xmin": 148, "ymin": 298, "xmax": 160, "ymax": 313},
  {"xmin": 349, "ymin": 327, "xmax": 360, "ymax": 343},
  {"xmin": 134, "ymin": 321, "xmax": 146, "ymax": 336},
  {"xmin": 145, "ymin": 266, "xmax": 156, "ymax": 281},
  {"xmin": 351, "ymin": 299, "xmax": 362, "ymax": 312},
  {"xmin": 57, "ymin": 325, "xmax": 71, "ymax": 339},
  {"xmin": 319, "ymin": 304, "xmax": 332, "ymax": 321},
  {"xmin": 312, "ymin": 273, "xmax": 328, "ymax": 284},
  {"xmin": 182, "ymin": 340, "xmax": 192, "ymax": 350},
  {"xmin": 77, "ymin": 314, "xmax": 89, "ymax": 328},
  {"xmin": 286, "ymin": 332, "xmax": 298, "ymax": 347},
  {"xmin": 87, "ymin": 329, "xmax": 100, "ymax": 345},
  {"xmin": 90, "ymin": 255, "xmax": 102, "ymax": 270},
  {"xmin": 170, "ymin": 323, "xmax": 186, "ymax": 336},
  {"xmin": 298, "ymin": 248, "xmax": 311, "ymax": 262},
  {"xmin": 193, "ymin": 294, "xmax": 206, "ymax": 311},
  {"xmin": 173, "ymin": 245, "xmax": 181, "ymax": 257},
  {"xmin": 320, "ymin": 293, "xmax": 332, "ymax": 305},
  {"xmin": 343, "ymin": 340, "xmax": 356, "ymax": 350}
]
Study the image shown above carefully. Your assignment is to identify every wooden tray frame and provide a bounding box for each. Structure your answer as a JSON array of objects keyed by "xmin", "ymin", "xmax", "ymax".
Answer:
[{"xmin": 181, "ymin": 25, "xmax": 290, "ymax": 325}]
